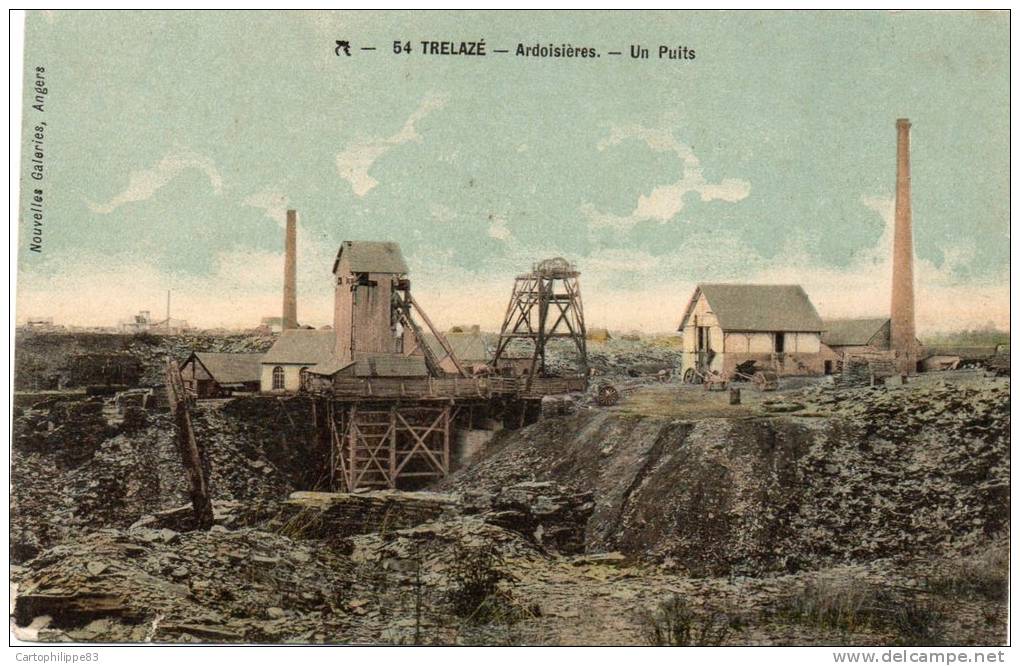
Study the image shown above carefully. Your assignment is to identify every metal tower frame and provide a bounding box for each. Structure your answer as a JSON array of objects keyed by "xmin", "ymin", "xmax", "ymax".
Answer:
[{"xmin": 491, "ymin": 257, "xmax": 588, "ymax": 388}]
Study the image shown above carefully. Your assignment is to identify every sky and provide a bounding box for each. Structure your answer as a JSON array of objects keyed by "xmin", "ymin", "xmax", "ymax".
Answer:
[{"xmin": 15, "ymin": 10, "xmax": 1010, "ymax": 333}]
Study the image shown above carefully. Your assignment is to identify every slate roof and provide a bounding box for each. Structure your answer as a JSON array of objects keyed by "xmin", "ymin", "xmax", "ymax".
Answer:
[
  {"xmin": 306, "ymin": 352, "xmax": 429, "ymax": 378},
  {"xmin": 350, "ymin": 352, "xmax": 428, "ymax": 377},
  {"xmin": 261, "ymin": 329, "xmax": 336, "ymax": 365},
  {"xmin": 332, "ymin": 241, "xmax": 409, "ymax": 275},
  {"xmin": 680, "ymin": 283, "xmax": 824, "ymax": 332},
  {"xmin": 421, "ymin": 332, "xmax": 490, "ymax": 363},
  {"xmin": 186, "ymin": 352, "xmax": 263, "ymax": 385},
  {"xmin": 821, "ymin": 318, "xmax": 890, "ymax": 347}
]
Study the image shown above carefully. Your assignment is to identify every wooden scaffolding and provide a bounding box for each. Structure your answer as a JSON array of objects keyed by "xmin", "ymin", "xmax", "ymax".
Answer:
[{"xmin": 328, "ymin": 401, "xmax": 459, "ymax": 491}]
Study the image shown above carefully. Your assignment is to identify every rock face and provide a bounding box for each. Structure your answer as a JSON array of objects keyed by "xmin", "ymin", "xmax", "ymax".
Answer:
[
  {"xmin": 273, "ymin": 484, "xmax": 594, "ymax": 556},
  {"xmin": 442, "ymin": 380, "xmax": 1010, "ymax": 576},
  {"xmin": 13, "ymin": 330, "xmax": 276, "ymax": 391},
  {"xmin": 274, "ymin": 491, "xmax": 459, "ymax": 539},
  {"xmin": 10, "ymin": 397, "xmax": 325, "ymax": 562},
  {"xmin": 463, "ymin": 481, "xmax": 594, "ymax": 555},
  {"xmin": 13, "ymin": 528, "xmax": 354, "ymax": 643}
]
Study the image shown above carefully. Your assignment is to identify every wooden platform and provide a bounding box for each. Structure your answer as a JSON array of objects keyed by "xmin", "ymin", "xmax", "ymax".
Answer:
[{"xmin": 311, "ymin": 375, "xmax": 588, "ymax": 401}]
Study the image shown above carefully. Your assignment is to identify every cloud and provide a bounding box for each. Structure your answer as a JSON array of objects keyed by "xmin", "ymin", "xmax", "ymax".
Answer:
[
  {"xmin": 335, "ymin": 93, "xmax": 447, "ymax": 197},
  {"xmin": 87, "ymin": 150, "xmax": 223, "ymax": 214},
  {"xmin": 487, "ymin": 215, "xmax": 512, "ymax": 241},
  {"xmin": 430, "ymin": 203, "xmax": 457, "ymax": 223},
  {"xmin": 17, "ymin": 194, "xmax": 1008, "ymax": 334},
  {"xmin": 584, "ymin": 124, "xmax": 751, "ymax": 231},
  {"xmin": 242, "ymin": 190, "xmax": 290, "ymax": 226},
  {"xmin": 753, "ymin": 194, "xmax": 1009, "ymax": 333},
  {"xmin": 407, "ymin": 194, "xmax": 1008, "ymax": 335}
]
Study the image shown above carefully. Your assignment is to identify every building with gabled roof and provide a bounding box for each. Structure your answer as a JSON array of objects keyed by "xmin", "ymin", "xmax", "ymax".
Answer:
[
  {"xmin": 181, "ymin": 352, "xmax": 263, "ymax": 398},
  {"xmin": 331, "ymin": 240, "xmax": 409, "ymax": 276},
  {"xmin": 822, "ymin": 318, "xmax": 892, "ymax": 353},
  {"xmin": 262, "ymin": 239, "xmax": 464, "ymax": 392},
  {"xmin": 677, "ymin": 283, "xmax": 834, "ymax": 380},
  {"xmin": 331, "ymin": 240, "xmax": 417, "ymax": 366},
  {"xmin": 414, "ymin": 330, "xmax": 489, "ymax": 374},
  {"xmin": 260, "ymin": 329, "xmax": 335, "ymax": 392}
]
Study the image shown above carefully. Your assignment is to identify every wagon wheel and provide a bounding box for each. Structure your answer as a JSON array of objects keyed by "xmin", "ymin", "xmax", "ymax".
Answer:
[
  {"xmin": 683, "ymin": 368, "xmax": 697, "ymax": 384},
  {"xmin": 596, "ymin": 383, "xmax": 620, "ymax": 406}
]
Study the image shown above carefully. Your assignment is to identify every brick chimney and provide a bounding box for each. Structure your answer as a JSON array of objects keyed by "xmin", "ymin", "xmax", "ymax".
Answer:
[
  {"xmin": 282, "ymin": 209, "xmax": 298, "ymax": 330},
  {"xmin": 890, "ymin": 119, "xmax": 916, "ymax": 365}
]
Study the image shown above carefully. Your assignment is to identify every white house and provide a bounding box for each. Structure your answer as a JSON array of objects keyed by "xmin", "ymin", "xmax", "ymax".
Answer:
[
  {"xmin": 259, "ymin": 329, "xmax": 335, "ymax": 392},
  {"xmin": 677, "ymin": 283, "xmax": 832, "ymax": 380}
]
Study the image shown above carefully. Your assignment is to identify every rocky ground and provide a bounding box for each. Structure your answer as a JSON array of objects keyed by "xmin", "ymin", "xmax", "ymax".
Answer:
[
  {"xmin": 8, "ymin": 332, "xmax": 1010, "ymax": 645},
  {"xmin": 13, "ymin": 330, "xmax": 275, "ymax": 390}
]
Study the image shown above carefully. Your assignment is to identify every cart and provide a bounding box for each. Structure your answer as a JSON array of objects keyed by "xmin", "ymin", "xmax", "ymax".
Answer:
[{"xmin": 731, "ymin": 369, "xmax": 779, "ymax": 392}]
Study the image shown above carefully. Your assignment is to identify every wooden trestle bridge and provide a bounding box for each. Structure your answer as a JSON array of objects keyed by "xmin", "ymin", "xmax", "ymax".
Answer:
[{"xmin": 314, "ymin": 374, "xmax": 587, "ymax": 492}]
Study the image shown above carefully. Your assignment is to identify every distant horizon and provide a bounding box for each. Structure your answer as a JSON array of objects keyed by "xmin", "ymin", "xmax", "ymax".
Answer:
[{"xmin": 15, "ymin": 12, "xmax": 1009, "ymax": 336}]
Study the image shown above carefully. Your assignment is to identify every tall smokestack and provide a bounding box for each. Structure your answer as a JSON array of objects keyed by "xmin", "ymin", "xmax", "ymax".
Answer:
[
  {"xmin": 890, "ymin": 118, "xmax": 916, "ymax": 365},
  {"xmin": 282, "ymin": 209, "xmax": 298, "ymax": 330}
]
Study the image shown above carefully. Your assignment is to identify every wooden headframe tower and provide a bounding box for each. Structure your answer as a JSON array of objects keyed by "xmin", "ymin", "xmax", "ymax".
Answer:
[
  {"xmin": 492, "ymin": 257, "xmax": 588, "ymax": 387},
  {"xmin": 325, "ymin": 240, "xmax": 471, "ymax": 491}
]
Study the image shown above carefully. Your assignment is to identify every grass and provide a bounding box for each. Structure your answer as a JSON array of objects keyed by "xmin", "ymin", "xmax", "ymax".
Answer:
[
  {"xmin": 925, "ymin": 545, "xmax": 1008, "ymax": 603},
  {"xmin": 781, "ymin": 579, "xmax": 946, "ymax": 646}
]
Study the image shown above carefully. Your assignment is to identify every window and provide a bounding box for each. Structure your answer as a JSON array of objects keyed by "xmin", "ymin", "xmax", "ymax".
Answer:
[
  {"xmin": 697, "ymin": 326, "xmax": 709, "ymax": 351},
  {"xmin": 774, "ymin": 332, "xmax": 785, "ymax": 354},
  {"xmin": 272, "ymin": 366, "xmax": 285, "ymax": 390}
]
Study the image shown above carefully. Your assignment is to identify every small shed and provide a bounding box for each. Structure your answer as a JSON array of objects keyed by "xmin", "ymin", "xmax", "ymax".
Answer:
[
  {"xmin": 180, "ymin": 352, "xmax": 263, "ymax": 398},
  {"xmin": 419, "ymin": 331, "xmax": 489, "ymax": 375},
  {"xmin": 822, "ymin": 318, "xmax": 892, "ymax": 354},
  {"xmin": 342, "ymin": 352, "xmax": 429, "ymax": 378}
]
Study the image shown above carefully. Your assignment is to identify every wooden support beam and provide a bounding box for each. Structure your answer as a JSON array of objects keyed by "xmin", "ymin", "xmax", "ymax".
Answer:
[
  {"xmin": 407, "ymin": 293, "xmax": 470, "ymax": 378},
  {"xmin": 164, "ymin": 357, "xmax": 214, "ymax": 530},
  {"xmin": 389, "ymin": 406, "xmax": 397, "ymax": 488}
]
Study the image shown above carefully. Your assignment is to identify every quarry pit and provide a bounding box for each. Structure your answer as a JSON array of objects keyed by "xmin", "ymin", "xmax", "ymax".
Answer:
[{"xmin": 9, "ymin": 331, "xmax": 1009, "ymax": 645}]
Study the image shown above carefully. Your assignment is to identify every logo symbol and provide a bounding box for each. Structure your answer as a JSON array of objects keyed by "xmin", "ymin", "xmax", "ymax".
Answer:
[{"xmin": 335, "ymin": 40, "xmax": 351, "ymax": 57}]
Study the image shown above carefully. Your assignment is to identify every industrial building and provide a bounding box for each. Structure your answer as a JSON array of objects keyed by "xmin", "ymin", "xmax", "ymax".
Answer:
[
  {"xmin": 247, "ymin": 209, "xmax": 588, "ymax": 491},
  {"xmin": 259, "ymin": 329, "xmax": 335, "ymax": 392},
  {"xmin": 180, "ymin": 352, "xmax": 263, "ymax": 398},
  {"xmin": 822, "ymin": 318, "xmax": 892, "ymax": 357},
  {"xmin": 677, "ymin": 283, "xmax": 831, "ymax": 380}
]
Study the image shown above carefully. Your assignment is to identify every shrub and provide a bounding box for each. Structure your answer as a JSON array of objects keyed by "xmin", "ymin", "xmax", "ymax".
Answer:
[
  {"xmin": 445, "ymin": 543, "xmax": 519, "ymax": 625},
  {"xmin": 640, "ymin": 593, "xmax": 733, "ymax": 646},
  {"xmin": 783, "ymin": 580, "xmax": 889, "ymax": 633}
]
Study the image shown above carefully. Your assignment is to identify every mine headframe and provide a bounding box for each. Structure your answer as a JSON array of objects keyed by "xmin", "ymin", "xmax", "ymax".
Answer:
[
  {"xmin": 390, "ymin": 279, "xmax": 469, "ymax": 378},
  {"xmin": 491, "ymin": 257, "xmax": 588, "ymax": 387}
]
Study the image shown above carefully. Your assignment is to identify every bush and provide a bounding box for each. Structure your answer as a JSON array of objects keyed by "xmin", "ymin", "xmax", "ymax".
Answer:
[
  {"xmin": 446, "ymin": 543, "xmax": 519, "ymax": 625},
  {"xmin": 640, "ymin": 593, "xmax": 733, "ymax": 646},
  {"xmin": 783, "ymin": 580, "xmax": 889, "ymax": 633}
]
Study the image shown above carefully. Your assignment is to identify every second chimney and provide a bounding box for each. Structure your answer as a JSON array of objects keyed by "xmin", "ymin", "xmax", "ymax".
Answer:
[
  {"xmin": 282, "ymin": 209, "xmax": 298, "ymax": 330},
  {"xmin": 890, "ymin": 119, "xmax": 916, "ymax": 365}
]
